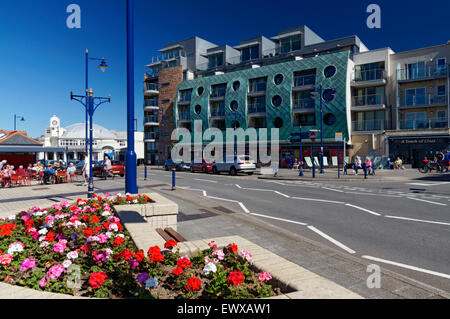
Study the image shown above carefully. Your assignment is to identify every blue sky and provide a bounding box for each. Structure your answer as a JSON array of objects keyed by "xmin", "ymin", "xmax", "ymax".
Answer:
[{"xmin": 1, "ymin": 0, "xmax": 449, "ymax": 138}]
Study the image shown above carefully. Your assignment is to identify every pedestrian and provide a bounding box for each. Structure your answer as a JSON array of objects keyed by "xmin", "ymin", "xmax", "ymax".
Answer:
[
  {"xmin": 353, "ymin": 156, "xmax": 362, "ymax": 175},
  {"xmin": 67, "ymin": 163, "xmax": 76, "ymax": 182},
  {"xmin": 82, "ymin": 153, "xmax": 90, "ymax": 186},
  {"xmin": 272, "ymin": 159, "xmax": 279, "ymax": 177},
  {"xmin": 103, "ymin": 155, "xmax": 114, "ymax": 179},
  {"xmin": 0, "ymin": 160, "xmax": 6, "ymax": 170}
]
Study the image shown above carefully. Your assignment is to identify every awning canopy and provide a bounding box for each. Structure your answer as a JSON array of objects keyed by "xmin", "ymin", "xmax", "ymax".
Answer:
[{"xmin": 0, "ymin": 146, "xmax": 66, "ymax": 153}]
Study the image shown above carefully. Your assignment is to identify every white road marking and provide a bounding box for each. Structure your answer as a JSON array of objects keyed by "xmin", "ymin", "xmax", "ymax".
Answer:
[
  {"xmin": 307, "ymin": 226, "xmax": 356, "ymax": 254},
  {"xmin": 292, "ymin": 197, "xmax": 345, "ymax": 204},
  {"xmin": 238, "ymin": 202, "xmax": 250, "ymax": 214},
  {"xmin": 407, "ymin": 182, "xmax": 450, "ymax": 186},
  {"xmin": 235, "ymin": 184, "xmax": 242, "ymax": 188},
  {"xmin": 321, "ymin": 187, "xmax": 344, "ymax": 193},
  {"xmin": 361, "ymin": 255, "xmax": 450, "ymax": 280},
  {"xmin": 385, "ymin": 215, "xmax": 450, "ymax": 226},
  {"xmin": 345, "ymin": 204, "xmax": 381, "ymax": 216},
  {"xmin": 274, "ymin": 191, "xmax": 290, "ymax": 198},
  {"xmin": 250, "ymin": 213, "xmax": 308, "ymax": 226},
  {"xmin": 405, "ymin": 196, "xmax": 447, "ymax": 206},
  {"xmin": 193, "ymin": 178, "xmax": 218, "ymax": 183}
]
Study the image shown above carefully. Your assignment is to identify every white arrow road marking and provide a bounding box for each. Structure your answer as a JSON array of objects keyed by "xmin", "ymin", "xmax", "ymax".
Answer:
[
  {"xmin": 405, "ymin": 196, "xmax": 447, "ymax": 206},
  {"xmin": 362, "ymin": 255, "xmax": 450, "ymax": 279},
  {"xmin": 249, "ymin": 213, "xmax": 308, "ymax": 226},
  {"xmin": 307, "ymin": 226, "xmax": 356, "ymax": 254},
  {"xmin": 345, "ymin": 204, "xmax": 382, "ymax": 216},
  {"xmin": 385, "ymin": 215, "xmax": 450, "ymax": 226}
]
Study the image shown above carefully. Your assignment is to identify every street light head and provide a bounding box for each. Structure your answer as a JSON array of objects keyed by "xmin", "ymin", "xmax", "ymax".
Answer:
[
  {"xmin": 89, "ymin": 88, "xmax": 93, "ymax": 96},
  {"xmin": 98, "ymin": 59, "xmax": 108, "ymax": 72}
]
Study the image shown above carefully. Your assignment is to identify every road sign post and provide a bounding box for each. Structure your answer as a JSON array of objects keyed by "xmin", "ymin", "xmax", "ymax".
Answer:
[
  {"xmin": 335, "ymin": 133, "xmax": 343, "ymax": 179},
  {"xmin": 310, "ymin": 130, "xmax": 317, "ymax": 178},
  {"xmin": 299, "ymin": 126, "xmax": 303, "ymax": 176}
]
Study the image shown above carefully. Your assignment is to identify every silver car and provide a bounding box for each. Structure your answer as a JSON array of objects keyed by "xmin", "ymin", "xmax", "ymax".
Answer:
[{"xmin": 212, "ymin": 155, "xmax": 256, "ymax": 176}]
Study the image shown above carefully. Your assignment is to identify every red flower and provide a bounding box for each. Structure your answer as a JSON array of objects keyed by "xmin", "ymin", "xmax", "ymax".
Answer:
[
  {"xmin": 83, "ymin": 228, "xmax": 94, "ymax": 237},
  {"xmin": 164, "ymin": 239, "xmax": 178, "ymax": 249},
  {"xmin": 102, "ymin": 222, "xmax": 110, "ymax": 230},
  {"xmin": 186, "ymin": 277, "xmax": 201, "ymax": 291},
  {"xmin": 227, "ymin": 243, "xmax": 238, "ymax": 253},
  {"xmin": 126, "ymin": 196, "xmax": 133, "ymax": 201},
  {"xmin": 227, "ymin": 270, "xmax": 244, "ymax": 286},
  {"xmin": 24, "ymin": 219, "xmax": 34, "ymax": 228},
  {"xmin": 150, "ymin": 251, "xmax": 164, "ymax": 263},
  {"xmin": 172, "ymin": 266, "xmax": 183, "ymax": 276},
  {"xmin": 90, "ymin": 215, "xmax": 99, "ymax": 224},
  {"xmin": 0, "ymin": 223, "xmax": 17, "ymax": 237},
  {"xmin": 45, "ymin": 232, "xmax": 55, "ymax": 242},
  {"xmin": 177, "ymin": 257, "xmax": 192, "ymax": 269},
  {"xmin": 119, "ymin": 249, "xmax": 134, "ymax": 261},
  {"xmin": 114, "ymin": 236, "xmax": 124, "ymax": 247},
  {"xmin": 93, "ymin": 226, "xmax": 102, "ymax": 234},
  {"xmin": 134, "ymin": 250, "xmax": 145, "ymax": 262},
  {"xmin": 79, "ymin": 244, "xmax": 90, "ymax": 254},
  {"xmin": 114, "ymin": 222, "xmax": 123, "ymax": 231},
  {"xmin": 89, "ymin": 272, "xmax": 108, "ymax": 290},
  {"xmin": 83, "ymin": 215, "xmax": 90, "ymax": 222},
  {"xmin": 147, "ymin": 246, "xmax": 161, "ymax": 258}
]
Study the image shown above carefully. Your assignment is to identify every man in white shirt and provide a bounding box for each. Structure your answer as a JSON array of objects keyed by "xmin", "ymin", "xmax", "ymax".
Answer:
[{"xmin": 82, "ymin": 153, "xmax": 90, "ymax": 186}]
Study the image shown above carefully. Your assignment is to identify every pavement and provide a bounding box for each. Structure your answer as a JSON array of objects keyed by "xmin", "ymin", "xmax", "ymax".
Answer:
[{"xmin": 1, "ymin": 167, "xmax": 449, "ymax": 299}]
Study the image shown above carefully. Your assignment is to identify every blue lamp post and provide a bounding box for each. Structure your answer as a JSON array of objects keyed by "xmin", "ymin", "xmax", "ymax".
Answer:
[
  {"xmin": 70, "ymin": 89, "xmax": 111, "ymax": 198},
  {"xmin": 125, "ymin": 0, "xmax": 138, "ymax": 195},
  {"xmin": 226, "ymin": 110, "xmax": 242, "ymax": 163},
  {"xmin": 84, "ymin": 50, "xmax": 108, "ymax": 153},
  {"xmin": 13, "ymin": 114, "xmax": 25, "ymax": 131}
]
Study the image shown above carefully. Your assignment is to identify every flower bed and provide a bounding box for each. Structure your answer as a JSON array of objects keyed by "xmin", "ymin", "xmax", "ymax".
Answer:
[{"xmin": 0, "ymin": 193, "xmax": 280, "ymax": 299}]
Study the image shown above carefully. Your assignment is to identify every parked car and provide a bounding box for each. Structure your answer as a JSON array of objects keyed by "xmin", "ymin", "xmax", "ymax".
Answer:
[
  {"xmin": 211, "ymin": 155, "xmax": 256, "ymax": 175},
  {"xmin": 164, "ymin": 159, "xmax": 177, "ymax": 171},
  {"xmin": 190, "ymin": 160, "xmax": 213, "ymax": 173},
  {"xmin": 93, "ymin": 160, "xmax": 125, "ymax": 177},
  {"xmin": 75, "ymin": 160, "xmax": 99, "ymax": 175},
  {"xmin": 164, "ymin": 159, "xmax": 191, "ymax": 171},
  {"xmin": 176, "ymin": 161, "xmax": 191, "ymax": 171}
]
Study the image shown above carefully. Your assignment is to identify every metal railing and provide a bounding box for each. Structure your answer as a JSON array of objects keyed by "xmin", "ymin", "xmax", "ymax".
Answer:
[
  {"xmin": 352, "ymin": 94, "xmax": 384, "ymax": 106},
  {"xmin": 248, "ymin": 82, "xmax": 267, "ymax": 93},
  {"xmin": 293, "ymin": 99, "xmax": 315, "ymax": 110},
  {"xmin": 178, "ymin": 112, "xmax": 191, "ymax": 121},
  {"xmin": 145, "ymin": 83, "xmax": 158, "ymax": 91},
  {"xmin": 178, "ymin": 93, "xmax": 192, "ymax": 103},
  {"xmin": 210, "ymin": 87, "xmax": 227, "ymax": 98},
  {"xmin": 354, "ymin": 68, "xmax": 385, "ymax": 82},
  {"xmin": 399, "ymin": 94, "xmax": 447, "ymax": 107},
  {"xmin": 399, "ymin": 117, "xmax": 448, "ymax": 130},
  {"xmin": 144, "ymin": 132, "xmax": 159, "ymax": 140},
  {"xmin": 352, "ymin": 120, "xmax": 385, "ymax": 131},
  {"xmin": 144, "ymin": 99, "xmax": 158, "ymax": 107},
  {"xmin": 397, "ymin": 65, "xmax": 448, "ymax": 81},
  {"xmin": 144, "ymin": 116, "xmax": 158, "ymax": 123},
  {"xmin": 248, "ymin": 105, "xmax": 266, "ymax": 113},
  {"xmin": 210, "ymin": 108, "xmax": 225, "ymax": 117},
  {"xmin": 293, "ymin": 74, "xmax": 315, "ymax": 87}
]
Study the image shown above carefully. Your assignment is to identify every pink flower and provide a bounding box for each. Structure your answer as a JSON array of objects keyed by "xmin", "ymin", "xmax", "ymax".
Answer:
[
  {"xmin": 20, "ymin": 258, "xmax": 36, "ymax": 271},
  {"xmin": 0, "ymin": 254, "xmax": 13, "ymax": 267},
  {"xmin": 45, "ymin": 215, "xmax": 55, "ymax": 226},
  {"xmin": 240, "ymin": 250, "xmax": 253, "ymax": 262},
  {"xmin": 47, "ymin": 264, "xmax": 66, "ymax": 279},
  {"xmin": 258, "ymin": 272, "xmax": 272, "ymax": 282},
  {"xmin": 97, "ymin": 234, "xmax": 108, "ymax": 244},
  {"xmin": 212, "ymin": 249, "xmax": 225, "ymax": 260},
  {"xmin": 204, "ymin": 256, "xmax": 211, "ymax": 264},
  {"xmin": 39, "ymin": 276, "xmax": 47, "ymax": 287},
  {"xmin": 52, "ymin": 240, "xmax": 67, "ymax": 253}
]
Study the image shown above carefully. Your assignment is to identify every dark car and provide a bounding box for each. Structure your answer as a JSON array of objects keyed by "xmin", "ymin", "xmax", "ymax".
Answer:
[
  {"xmin": 164, "ymin": 159, "xmax": 190, "ymax": 171},
  {"xmin": 75, "ymin": 160, "xmax": 99, "ymax": 175},
  {"xmin": 176, "ymin": 161, "xmax": 191, "ymax": 171},
  {"xmin": 93, "ymin": 160, "xmax": 125, "ymax": 177},
  {"xmin": 190, "ymin": 160, "xmax": 213, "ymax": 173},
  {"xmin": 164, "ymin": 159, "xmax": 177, "ymax": 171}
]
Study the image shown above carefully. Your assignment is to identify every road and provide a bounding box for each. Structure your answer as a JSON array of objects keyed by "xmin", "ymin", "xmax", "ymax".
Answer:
[{"xmin": 126, "ymin": 167, "xmax": 450, "ymax": 295}]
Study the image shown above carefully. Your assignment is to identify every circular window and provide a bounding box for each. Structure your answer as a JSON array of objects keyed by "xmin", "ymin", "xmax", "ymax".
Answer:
[
  {"xmin": 322, "ymin": 89, "xmax": 336, "ymax": 102},
  {"xmin": 324, "ymin": 66, "xmax": 336, "ymax": 78},
  {"xmin": 272, "ymin": 95, "xmax": 282, "ymax": 107},
  {"xmin": 197, "ymin": 86, "xmax": 204, "ymax": 96},
  {"xmin": 274, "ymin": 74, "xmax": 284, "ymax": 85},
  {"xmin": 230, "ymin": 100, "xmax": 239, "ymax": 111},
  {"xmin": 324, "ymin": 113, "xmax": 337, "ymax": 126},
  {"xmin": 273, "ymin": 117, "xmax": 283, "ymax": 128},
  {"xmin": 194, "ymin": 104, "xmax": 202, "ymax": 115},
  {"xmin": 233, "ymin": 81, "xmax": 240, "ymax": 91}
]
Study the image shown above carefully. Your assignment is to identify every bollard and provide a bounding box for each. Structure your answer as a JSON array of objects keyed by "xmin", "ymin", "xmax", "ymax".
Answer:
[
  {"xmin": 364, "ymin": 164, "xmax": 367, "ymax": 179},
  {"xmin": 172, "ymin": 168, "xmax": 176, "ymax": 191},
  {"xmin": 144, "ymin": 166, "xmax": 147, "ymax": 180}
]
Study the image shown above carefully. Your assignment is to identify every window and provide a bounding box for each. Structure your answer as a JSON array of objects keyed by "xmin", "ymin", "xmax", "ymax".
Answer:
[
  {"xmin": 274, "ymin": 74, "xmax": 284, "ymax": 85},
  {"xmin": 230, "ymin": 100, "xmax": 239, "ymax": 111},
  {"xmin": 437, "ymin": 85, "xmax": 446, "ymax": 96},
  {"xmin": 208, "ymin": 53, "xmax": 224, "ymax": 69},
  {"xmin": 293, "ymin": 70, "xmax": 315, "ymax": 87},
  {"xmin": 279, "ymin": 35, "xmax": 301, "ymax": 54},
  {"xmin": 324, "ymin": 113, "xmax": 337, "ymax": 126},
  {"xmin": 248, "ymin": 96, "xmax": 266, "ymax": 113},
  {"xmin": 197, "ymin": 87, "xmax": 204, "ymax": 96},
  {"xmin": 249, "ymin": 77, "xmax": 267, "ymax": 93},
  {"xmin": 241, "ymin": 45, "xmax": 259, "ymax": 62},
  {"xmin": 437, "ymin": 58, "xmax": 446, "ymax": 69},
  {"xmin": 405, "ymin": 88, "xmax": 426, "ymax": 106},
  {"xmin": 163, "ymin": 49, "xmax": 181, "ymax": 60},
  {"xmin": 211, "ymin": 83, "xmax": 227, "ymax": 98},
  {"xmin": 324, "ymin": 66, "xmax": 336, "ymax": 78},
  {"xmin": 272, "ymin": 95, "xmax": 282, "ymax": 107},
  {"xmin": 294, "ymin": 113, "xmax": 315, "ymax": 126},
  {"xmin": 194, "ymin": 105, "xmax": 202, "ymax": 115},
  {"xmin": 233, "ymin": 81, "xmax": 240, "ymax": 91},
  {"xmin": 273, "ymin": 117, "xmax": 283, "ymax": 128},
  {"xmin": 293, "ymin": 90, "xmax": 315, "ymax": 109},
  {"xmin": 352, "ymin": 111, "xmax": 384, "ymax": 131},
  {"xmin": 406, "ymin": 61, "xmax": 425, "ymax": 80},
  {"xmin": 179, "ymin": 89, "xmax": 192, "ymax": 103},
  {"xmin": 210, "ymin": 101, "xmax": 225, "ymax": 117}
]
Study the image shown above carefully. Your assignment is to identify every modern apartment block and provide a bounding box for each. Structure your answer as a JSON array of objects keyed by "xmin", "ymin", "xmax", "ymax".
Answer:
[{"xmin": 144, "ymin": 25, "xmax": 450, "ymax": 167}]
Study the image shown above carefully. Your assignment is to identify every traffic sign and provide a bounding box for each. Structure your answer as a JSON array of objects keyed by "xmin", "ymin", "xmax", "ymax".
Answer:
[
  {"xmin": 335, "ymin": 132, "xmax": 343, "ymax": 141},
  {"xmin": 310, "ymin": 130, "xmax": 316, "ymax": 142}
]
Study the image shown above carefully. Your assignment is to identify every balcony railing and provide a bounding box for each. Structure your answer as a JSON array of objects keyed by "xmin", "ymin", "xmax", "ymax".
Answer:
[
  {"xmin": 399, "ymin": 117, "xmax": 448, "ymax": 130},
  {"xmin": 210, "ymin": 108, "xmax": 225, "ymax": 117},
  {"xmin": 352, "ymin": 119, "xmax": 385, "ymax": 131},
  {"xmin": 144, "ymin": 99, "xmax": 158, "ymax": 107},
  {"xmin": 210, "ymin": 87, "xmax": 226, "ymax": 98},
  {"xmin": 248, "ymin": 83, "xmax": 267, "ymax": 93},
  {"xmin": 178, "ymin": 93, "xmax": 192, "ymax": 104},
  {"xmin": 144, "ymin": 116, "xmax": 158, "ymax": 124},
  {"xmin": 248, "ymin": 105, "xmax": 266, "ymax": 113},
  {"xmin": 352, "ymin": 94, "xmax": 384, "ymax": 106},
  {"xmin": 293, "ymin": 74, "xmax": 315, "ymax": 87},
  {"xmin": 399, "ymin": 94, "xmax": 447, "ymax": 107},
  {"xmin": 144, "ymin": 132, "xmax": 159, "ymax": 140},
  {"xmin": 293, "ymin": 99, "xmax": 315, "ymax": 110},
  {"xmin": 354, "ymin": 68, "xmax": 385, "ymax": 82},
  {"xmin": 178, "ymin": 112, "xmax": 191, "ymax": 121},
  {"xmin": 397, "ymin": 65, "xmax": 448, "ymax": 81},
  {"xmin": 145, "ymin": 83, "xmax": 158, "ymax": 91}
]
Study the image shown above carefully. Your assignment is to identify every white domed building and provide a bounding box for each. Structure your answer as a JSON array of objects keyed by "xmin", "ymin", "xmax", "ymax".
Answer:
[{"xmin": 41, "ymin": 115, "xmax": 144, "ymax": 163}]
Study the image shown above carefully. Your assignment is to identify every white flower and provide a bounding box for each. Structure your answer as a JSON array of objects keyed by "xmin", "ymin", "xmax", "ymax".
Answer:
[
  {"xmin": 38, "ymin": 236, "xmax": 46, "ymax": 242},
  {"xmin": 38, "ymin": 228, "xmax": 48, "ymax": 235},
  {"xmin": 8, "ymin": 243, "xmax": 24, "ymax": 255},
  {"xmin": 105, "ymin": 232, "xmax": 113, "ymax": 238},
  {"xmin": 67, "ymin": 251, "xmax": 78, "ymax": 260},
  {"xmin": 8, "ymin": 214, "xmax": 16, "ymax": 220},
  {"xmin": 86, "ymin": 236, "xmax": 99, "ymax": 243},
  {"xmin": 39, "ymin": 242, "xmax": 49, "ymax": 248},
  {"xmin": 117, "ymin": 234, "xmax": 125, "ymax": 238},
  {"xmin": 108, "ymin": 224, "xmax": 118, "ymax": 232},
  {"xmin": 62, "ymin": 260, "xmax": 72, "ymax": 269},
  {"xmin": 132, "ymin": 199, "xmax": 138, "ymax": 204},
  {"xmin": 101, "ymin": 211, "xmax": 111, "ymax": 217},
  {"xmin": 203, "ymin": 262, "xmax": 217, "ymax": 275},
  {"xmin": 105, "ymin": 248, "xmax": 113, "ymax": 255}
]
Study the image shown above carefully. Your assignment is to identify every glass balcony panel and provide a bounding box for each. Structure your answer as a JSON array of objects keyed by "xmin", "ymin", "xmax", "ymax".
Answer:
[
  {"xmin": 293, "ymin": 99, "xmax": 315, "ymax": 109},
  {"xmin": 354, "ymin": 68, "xmax": 384, "ymax": 81},
  {"xmin": 293, "ymin": 74, "xmax": 316, "ymax": 87}
]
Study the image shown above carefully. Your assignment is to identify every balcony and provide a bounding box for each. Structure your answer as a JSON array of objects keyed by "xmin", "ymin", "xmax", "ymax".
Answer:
[
  {"xmin": 178, "ymin": 93, "xmax": 192, "ymax": 105},
  {"xmin": 352, "ymin": 94, "xmax": 385, "ymax": 110},
  {"xmin": 399, "ymin": 117, "xmax": 448, "ymax": 130},
  {"xmin": 144, "ymin": 83, "xmax": 159, "ymax": 96},
  {"xmin": 210, "ymin": 87, "xmax": 226, "ymax": 100},
  {"xmin": 399, "ymin": 94, "xmax": 447, "ymax": 109},
  {"xmin": 248, "ymin": 83, "xmax": 266, "ymax": 97},
  {"xmin": 352, "ymin": 119, "xmax": 385, "ymax": 132},
  {"xmin": 178, "ymin": 112, "xmax": 191, "ymax": 122},
  {"xmin": 292, "ymin": 98, "xmax": 315, "ymax": 112},
  {"xmin": 293, "ymin": 74, "xmax": 316, "ymax": 91},
  {"xmin": 143, "ymin": 99, "xmax": 159, "ymax": 111},
  {"xmin": 397, "ymin": 65, "xmax": 448, "ymax": 82},
  {"xmin": 210, "ymin": 108, "xmax": 225, "ymax": 118},
  {"xmin": 248, "ymin": 104, "xmax": 266, "ymax": 115},
  {"xmin": 143, "ymin": 116, "xmax": 158, "ymax": 126},
  {"xmin": 352, "ymin": 68, "xmax": 386, "ymax": 87},
  {"xmin": 144, "ymin": 132, "xmax": 159, "ymax": 141}
]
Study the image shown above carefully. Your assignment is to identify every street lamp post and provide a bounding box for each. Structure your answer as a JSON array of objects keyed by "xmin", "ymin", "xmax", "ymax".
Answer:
[
  {"xmin": 70, "ymin": 89, "xmax": 111, "ymax": 198},
  {"xmin": 226, "ymin": 111, "xmax": 242, "ymax": 163},
  {"xmin": 125, "ymin": 0, "xmax": 138, "ymax": 195},
  {"xmin": 14, "ymin": 114, "xmax": 25, "ymax": 131},
  {"xmin": 85, "ymin": 49, "xmax": 108, "ymax": 153},
  {"xmin": 159, "ymin": 108, "xmax": 170, "ymax": 167}
]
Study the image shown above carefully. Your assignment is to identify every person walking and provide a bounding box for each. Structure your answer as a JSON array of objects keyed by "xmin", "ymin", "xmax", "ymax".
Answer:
[
  {"xmin": 103, "ymin": 155, "xmax": 114, "ymax": 179},
  {"xmin": 82, "ymin": 153, "xmax": 90, "ymax": 186}
]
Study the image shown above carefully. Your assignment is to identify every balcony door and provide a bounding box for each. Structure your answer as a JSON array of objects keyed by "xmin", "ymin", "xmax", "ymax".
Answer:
[
  {"xmin": 406, "ymin": 61, "xmax": 425, "ymax": 80},
  {"xmin": 405, "ymin": 88, "xmax": 425, "ymax": 106}
]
